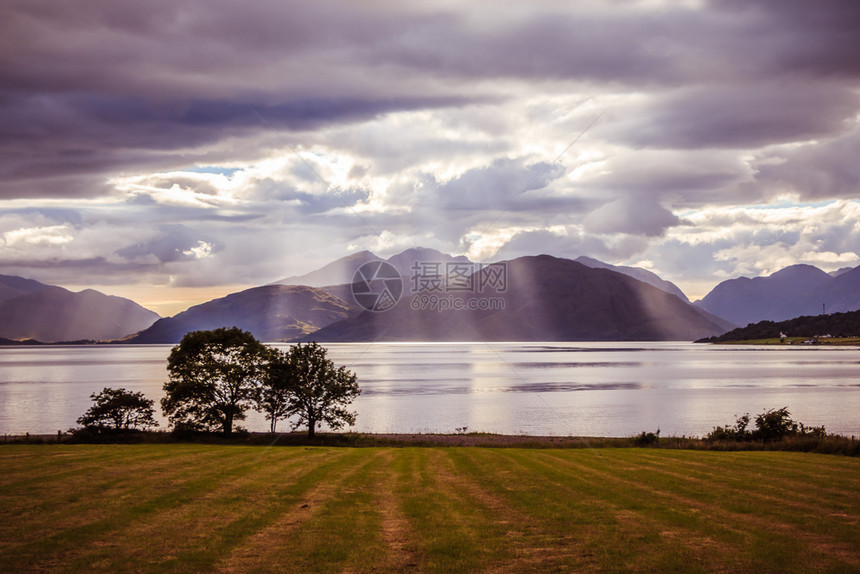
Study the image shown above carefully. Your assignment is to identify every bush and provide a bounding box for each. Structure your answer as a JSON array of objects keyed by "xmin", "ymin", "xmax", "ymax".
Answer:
[
  {"xmin": 706, "ymin": 407, "xmax": 826, "ymax": 443},
  {"xmin": 633, "ymin": 429, "xmax": 660, "ymax": 446}
]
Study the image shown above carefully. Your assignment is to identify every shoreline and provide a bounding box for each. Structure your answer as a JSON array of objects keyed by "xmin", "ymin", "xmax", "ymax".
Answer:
[{"xmin": 5, "ymin": 430, "xmax": 858, "ymax": 455}]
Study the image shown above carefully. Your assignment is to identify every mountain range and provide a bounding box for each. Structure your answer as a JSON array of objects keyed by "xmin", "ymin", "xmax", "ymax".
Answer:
[
  {"xmin": 693, "ymin": 264, "xmax": 860, "ymax": 326},
  {"xmin": 306, "ymin": 255, "xmax": 732, "ymax": 342},
  {"xmin": 3, "ymin": 249, "xmax": 859, "ymax": 344},
  {"xmin": 0, "ymin": 274, "xmax": 159, "ymax": 342},
  {"xmin": 127, "ymin": 285, "xmax": 358, "ymax": 344}
]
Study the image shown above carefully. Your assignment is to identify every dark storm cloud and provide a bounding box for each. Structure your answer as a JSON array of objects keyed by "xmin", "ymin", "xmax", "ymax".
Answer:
[
  {"xmin": 3, "ymin": 0, "xmax": 860, "ymax": 200},
  {"xmin": 0, "ymin": 92, "xmax": 471, "ymax": 198},
  {"xmin": 2, "ymin": 0, "xmax": 860, "ymax": 296},
  {"xmin": 712, "ymin": 0, "xmax": 860, "ymax": 78},
  {"xmin": 618, "ymin": 84, "xmax": 858, "ymax": 150},
  {"xmin": 756, "ymin": 131, "xmax": 860, "ymax": 199}
]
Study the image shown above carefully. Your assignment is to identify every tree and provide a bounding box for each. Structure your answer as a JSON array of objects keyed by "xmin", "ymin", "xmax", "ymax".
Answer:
[
  {"xmin": 77, "ymin": 387, "xmax": 158, "ymax": 432},
  {"xmin": 268, "ymin": 342, "xmax": 360, "ymax": 438},
  {"xmin": 258, "ymin": 348, "xmax": 293, "ymax": 433},
  {"xmin": 752, "ymin": 407, "xmax": 798, "ymax": 442},
  {"xmin": 162, "ymin": 327, "xmax": 269, "ymax": 435}
]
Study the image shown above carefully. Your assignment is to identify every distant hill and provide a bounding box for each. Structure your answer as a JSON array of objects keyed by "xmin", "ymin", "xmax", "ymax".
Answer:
[
  {"xmin": 126, "ymin": 284, "xmax": 358, "ymax": 344},
  {"xmin": 698, "ymin": 310, "xmax": 860, "ymax": 343},
  {"xmin": 274, "ymin": 247, "xmax": 474, "ymax": 288},
  {"xmin": 0, "ymin": 336, "xmax": 44, "ymax": 346},
  {"xmin": 694, "ymin": 264, "xmax": 860, "ymax": 326},
  {"xmin": 385, "ymin": 247, "xmax": 472, "ymax": 277},
  {"xmin": 272, "ymin": 250, "xmax": 381, "ymax": 288},
  {"xmin": 830, "ymin": 267, "xmax": 854, "ymax": 278},
  {"xmin": 0, "ymin": 277, "xmax": 159, "ymax": 342},
  {"xmin": 306, "ymin": 255, "xmax": 733, "ymax": 342},
  {"xmin": 574, "ymin": 256, "xmax": 689, "ymax": 302}
]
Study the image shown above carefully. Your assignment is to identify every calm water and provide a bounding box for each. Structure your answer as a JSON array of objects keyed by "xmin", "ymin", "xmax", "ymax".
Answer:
[{"xmin": 1, "ymin": 342, "xmax": 858, "ymax": 437}]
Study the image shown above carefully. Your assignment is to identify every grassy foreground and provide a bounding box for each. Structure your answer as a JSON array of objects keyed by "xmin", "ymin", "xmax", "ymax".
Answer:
[{"xmin": 1, "ymin": 445, "xmax": 859, "ymax": 573}]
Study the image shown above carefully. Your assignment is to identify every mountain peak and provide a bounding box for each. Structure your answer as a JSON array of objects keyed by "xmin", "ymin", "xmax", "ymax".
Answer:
[
  {"xmin": 696, "ymin": 262, "xmax": 857, "ymax": 325},
  {"xmin": 307, "ymin": 253, "xmax": 730, "ymax": 342},
  {"xmin": 273, "ymin": 250, "xmax": 382, "ymax": 288},
  {"xmin": 769, "ymin": 264, "xmax": 830, "ymax": 281}
]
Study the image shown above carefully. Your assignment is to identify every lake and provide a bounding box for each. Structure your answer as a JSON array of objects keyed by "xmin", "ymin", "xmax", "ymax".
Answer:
[{"xmin": 1, "ymin": 342, "xmax": 858, "ymax": 437}]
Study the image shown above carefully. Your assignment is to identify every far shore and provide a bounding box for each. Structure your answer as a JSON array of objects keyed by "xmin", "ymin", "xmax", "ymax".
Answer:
[{"xmin": 714, "ymin": 336, "xmax": 860, "ymax": 346}]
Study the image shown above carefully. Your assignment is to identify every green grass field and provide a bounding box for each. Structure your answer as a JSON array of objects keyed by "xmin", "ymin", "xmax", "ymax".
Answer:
[{"xmin": 1, "ymin": 445, "xmax": 858, "ymax": 573}]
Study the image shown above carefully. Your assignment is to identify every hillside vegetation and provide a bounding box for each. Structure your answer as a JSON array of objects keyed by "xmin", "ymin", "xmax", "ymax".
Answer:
[{"xmin": 698, "ymin": 309, "xmax": 860, "ymax": 343}]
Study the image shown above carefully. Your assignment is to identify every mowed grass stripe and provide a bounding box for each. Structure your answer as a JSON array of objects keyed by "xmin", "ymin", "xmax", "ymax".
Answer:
[
  {"xmin": 622, "ymin": 450, "xmax": 860, "ymax": 516},
  {"xmin": 461, "ymin": 448, "xmax": 710, "ymax": 571},
  {"xmin": 538, "ymin": 449, "xmax": 860, "ymax": 571},
  {"xmin": 0, "ymin": 445, "xmax": 250, "ymax": 520},
  {"xmin": 0, "ymin": 444, "xmax": 257, "ymax": 556},
  {"xmin": 0, "ymin": 446, "xmax": 321, "ymax": 571},
  {"xmin": 554, "ymin": 449, "xmax": 860, "ymax": 541},
  {"xmin": 0, "ymin": 444, "xmax": 217, "ymax": 489},
  {"xmin": 444, "ymin": 448, "xmax": 603, "ymax": 572},
  {"xmin": 534, "ymin": 450, "xmax": 829, "ymax": 568},
  {"xmin": 421, "ymin": 449, "xmax": 554, "ymax": 572},
  {"xmin": 639, "ymin": 449, "xmax": 860, "ymax": 492},
  {"xmin": 2, "ymin": 445, "xmax": 859, "ymax": 573},
  {"xmin": 64, "ymin": 447, "xmax": 360, "ymax": 573},
  {"xmin": 394, "ymin": 447, "xmax": 530, "ymax": 573},
  {"xmin": 238, "ymin": 449, "xmax": 396, "ymax": 573},
  {"xmin": 479, "ymin": 448, "xmax": 740, "ymax": 572},
  {"xmin": 373, "ymin": 450, "xmax": 425, "ymax": 573}
]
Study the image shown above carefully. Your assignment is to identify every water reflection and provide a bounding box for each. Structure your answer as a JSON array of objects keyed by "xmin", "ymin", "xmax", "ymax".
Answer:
[{"xmin": 0, "ymin": 342, "xmax": 858, "ymax": 437}]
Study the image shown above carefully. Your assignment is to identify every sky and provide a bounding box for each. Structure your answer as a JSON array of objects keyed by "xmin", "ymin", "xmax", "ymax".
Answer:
[{"xmin": 1, "ymin": 0, "xmax": 859, "ymax": 316}]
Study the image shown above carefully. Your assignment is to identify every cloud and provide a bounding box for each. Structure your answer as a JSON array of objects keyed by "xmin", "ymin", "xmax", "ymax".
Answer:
[
  {"xmin": 605, "ymin": 84, "xmax": 859, "ymax": 150},
  {"xmin": 756, "ymin": 131, "xmax": 860, "ymax": 199},
  {"xmin": 115, "ymin": 224, "xmax": 223, "ymax": 264},
  {"xmin": 585, "ymin": 197, "xmax": 680, "ymax": 237},
  {"xmin": 1, "ymin": 0, "xmax": 860, "ymax": 305}
]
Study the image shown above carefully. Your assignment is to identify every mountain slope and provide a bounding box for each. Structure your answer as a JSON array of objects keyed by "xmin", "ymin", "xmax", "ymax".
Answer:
[
  {"xmin": 574, "ymin": 256, "xmax": 689, "ymax": 302},
  {"xmin": 695, "ymin": 264, "xmax": 859, "ymax": 326},
  {"xmin": 127, "ymin": 284, "xmax": 357, "ymax": 344},
  {"xmin": 273, "ymin": 251, "xmax": 381, "ymax": 287},
  {"xmin": 819, "ymin": 266, "xmax": 860, "ymax": 314},
  {"xmin": 307, "ymin": 255, "xmax": 733, "ymax": 342},
  {"xmin": 0, "ymin": 286, "xmax": 159, "ymax": 342},
  {"xmin": 0, "ymin": 274, "xmax": 52, "ymax": 303},
  {"xmin": 274, "ymin": 247, "xmax": 474, "ymax": 288}
]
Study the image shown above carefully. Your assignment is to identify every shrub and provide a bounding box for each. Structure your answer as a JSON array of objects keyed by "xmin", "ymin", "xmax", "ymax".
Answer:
[
  {"xmin": 706, "ymin": 407, "xmax": 826, "ymax": 442},
  {"xmin": 633, "ymin": 429, "xmax": 660, "ymax": 446}
]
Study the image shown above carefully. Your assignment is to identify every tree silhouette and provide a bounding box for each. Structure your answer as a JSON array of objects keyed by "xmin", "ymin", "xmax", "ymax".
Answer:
[
  {"xmin": 77, "ymin": 387, "xmax": 158, "ymax": 431},
  {"xmin": 266, "ymin": 342, "xmax": 360, "ymax": 438},
  {"xmin": 258, "ymin": 347, "xmax": 293, "ymax": 433},
  {"xmin": 162, "ymin": 327, "xmax": 268, "ymax": 434}
]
